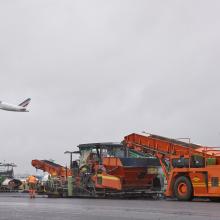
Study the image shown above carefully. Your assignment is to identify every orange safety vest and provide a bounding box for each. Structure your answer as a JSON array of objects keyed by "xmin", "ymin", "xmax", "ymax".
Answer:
[{"xmin": 27, "ymin": 175, "xmax": 37, "ymax": 184}]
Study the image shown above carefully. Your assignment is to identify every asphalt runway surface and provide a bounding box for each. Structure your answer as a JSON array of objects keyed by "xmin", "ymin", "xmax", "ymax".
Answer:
[{"xmin": 0, "ymin": 194, "xmax": 220, "ymax": 220}]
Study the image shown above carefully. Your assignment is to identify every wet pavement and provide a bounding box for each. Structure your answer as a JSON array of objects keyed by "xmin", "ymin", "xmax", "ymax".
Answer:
[{"xmin": 0, "ymin": 193, "xmax": 220, "ymax": 220}]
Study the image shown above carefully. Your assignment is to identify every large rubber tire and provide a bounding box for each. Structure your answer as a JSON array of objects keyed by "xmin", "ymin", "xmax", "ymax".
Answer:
[{"xmin": 174, "ymin": 176, "xmax": 193, "ymax": 201}]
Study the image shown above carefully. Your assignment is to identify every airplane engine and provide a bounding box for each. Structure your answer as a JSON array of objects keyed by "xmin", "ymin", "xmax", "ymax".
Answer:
[{"xmin": 1, "ymin": 178, "xmax": 22, "ymax": 190}]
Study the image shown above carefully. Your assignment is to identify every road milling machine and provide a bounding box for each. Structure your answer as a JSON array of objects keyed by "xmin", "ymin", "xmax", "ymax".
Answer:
[
  {"xmin": 124, "ymin": 133, "xmax": 220, "ymax": 201},
  {"xmin": 32, "ymin": 143, "xmax": 163, "ymax": 198}
]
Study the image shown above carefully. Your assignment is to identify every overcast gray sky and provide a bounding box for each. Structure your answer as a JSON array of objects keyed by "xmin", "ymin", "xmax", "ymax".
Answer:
[{"xmin": 1, "ymin": 1, "xmax": 220, "ymax": 174}]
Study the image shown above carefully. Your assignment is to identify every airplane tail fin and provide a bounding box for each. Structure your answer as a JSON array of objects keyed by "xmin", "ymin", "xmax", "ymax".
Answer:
[{"xmin": 18, "ymin": 98, "xmax": 31, "ymax": 107}]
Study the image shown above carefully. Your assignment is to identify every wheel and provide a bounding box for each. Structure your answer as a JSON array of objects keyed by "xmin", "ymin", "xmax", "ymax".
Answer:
[{"xmin": 174, "ymin": 176, "xmax": 193, "ymax": 201}]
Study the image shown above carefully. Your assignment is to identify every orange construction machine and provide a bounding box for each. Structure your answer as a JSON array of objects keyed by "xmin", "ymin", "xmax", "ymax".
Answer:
[
  {"xmin": 32, "ymin": 160, "xmax": 72, "ymax": 177},
  {"xmin": 31, "ymin": 160, "xmax": 72, "ymax": 196},
  {"xmin": 76, "ymin": 143, "xmax": 161, "ymax": 197},
  {"xmin": 32, "ymin": 143, "xmax": 162, "ymax": 198},
  {"xmin": 124, "ymin": 132, "xmax": 220, "ymax": 201}
]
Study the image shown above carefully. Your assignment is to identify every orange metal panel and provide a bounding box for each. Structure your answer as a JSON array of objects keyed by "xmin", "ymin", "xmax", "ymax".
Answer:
[{"xmin": 93, "ymin": 174, "xmax": 122, "ymax": 190}]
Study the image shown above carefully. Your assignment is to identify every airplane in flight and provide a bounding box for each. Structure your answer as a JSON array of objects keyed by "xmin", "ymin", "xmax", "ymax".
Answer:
[{"xmin": 0, "ymin": 98, "xmax": 31, "ymax": 112}]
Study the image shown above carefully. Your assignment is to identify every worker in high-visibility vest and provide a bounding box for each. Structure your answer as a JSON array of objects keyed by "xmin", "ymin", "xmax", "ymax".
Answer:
[{"xmin": 27, "ymin": 175, "xmax": 37, "ymax": 198}]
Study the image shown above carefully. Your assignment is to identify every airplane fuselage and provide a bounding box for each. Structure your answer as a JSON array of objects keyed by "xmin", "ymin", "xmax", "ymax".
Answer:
[{"xmin": 0, "ymin": 101, "xmax": 28, "ymax": 112}]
